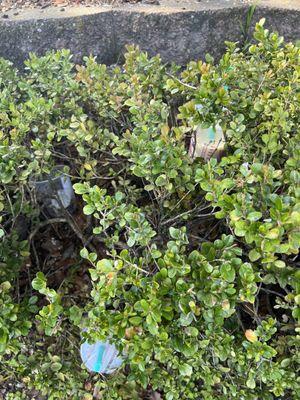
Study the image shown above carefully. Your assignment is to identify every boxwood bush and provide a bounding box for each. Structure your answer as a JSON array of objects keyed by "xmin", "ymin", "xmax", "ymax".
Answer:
[{"xmin": 0, "ymin": 20, "xmax": 299, "ymax": 399}]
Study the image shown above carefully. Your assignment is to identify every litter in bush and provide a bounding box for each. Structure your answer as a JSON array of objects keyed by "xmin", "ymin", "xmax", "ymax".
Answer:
[
  {"xmin": 80, "ymin": 339, "xmax": 123, "ymax": 374},
  {"xmin": 188, "ymin": 123, "xmax": 225, "ymax": 161},
  {"xmin": 30, "ymin": 166, "xmax": 75, "ymax": 216}
]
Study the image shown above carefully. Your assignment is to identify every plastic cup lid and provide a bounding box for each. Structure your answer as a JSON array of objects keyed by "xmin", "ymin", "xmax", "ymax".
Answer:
[{"xmin": 80, "ymin": 340, "xmax": 123, "ymax": 374}]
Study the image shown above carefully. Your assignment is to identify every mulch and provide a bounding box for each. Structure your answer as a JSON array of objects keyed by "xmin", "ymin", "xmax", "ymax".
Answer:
[{"xmin": 0, "ymin": 0, "xmax": 142, "ymax": 13}]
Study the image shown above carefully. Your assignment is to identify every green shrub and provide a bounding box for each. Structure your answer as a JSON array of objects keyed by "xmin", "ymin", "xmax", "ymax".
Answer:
[{"xmin": 0, "ymin": 20, "xmax": 299, "ymax": 399}]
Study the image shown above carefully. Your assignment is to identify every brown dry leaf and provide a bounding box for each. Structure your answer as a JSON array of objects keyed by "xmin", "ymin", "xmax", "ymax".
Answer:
[
  {"xmin": 245, "ymin": 329, "xmax": 258, "ymax": 343},
  {"xmin": 221, "ymin": 299, "xmax": 230, "ymax": 310},
  {"xmin": 84, "ymin": 381, "xmax": 92, "ymax": 391},
  {"xmin": 125, "ymin": 327, "xmax": 135, "ymax": 339}
]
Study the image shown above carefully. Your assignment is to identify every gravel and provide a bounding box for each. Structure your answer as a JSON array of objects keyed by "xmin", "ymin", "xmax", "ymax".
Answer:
[{"xmin": 0, "ymin": 0, "xmax": 142, "ymax": 13}]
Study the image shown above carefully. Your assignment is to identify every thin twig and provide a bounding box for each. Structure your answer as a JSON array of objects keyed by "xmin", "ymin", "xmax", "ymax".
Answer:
[
  {"xmin": 166, "ymin": 72, "xmax": 197, "ymax": 90},
  {"xmin": 259, "ymin": 287, "xmax": 285, "ymax": 299},
  {"xmin": 29, "ymin": 218, "xmax": 67, "ymax": 242},
  {"xmin": 242, "ymin": 303, "xmax": 261, "ymax": 325},
  {"xmin": 161, "ymin": 204, "xmax": 213, "ymax": 226}
]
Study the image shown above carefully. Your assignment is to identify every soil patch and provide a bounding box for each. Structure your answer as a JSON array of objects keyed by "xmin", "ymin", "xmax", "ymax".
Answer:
[{"xmin": 0, "ymin": 0, "xmax": 141, "ymax": 13}]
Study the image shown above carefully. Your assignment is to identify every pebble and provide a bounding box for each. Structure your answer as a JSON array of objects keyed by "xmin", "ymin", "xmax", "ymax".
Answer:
[
  {"xmin": 2, "ymin": 14, "xmax": 9, "ymax": 18},
  {"xmin": 143, "ymin": 0, "xmax": 160, "ymax": 4}
]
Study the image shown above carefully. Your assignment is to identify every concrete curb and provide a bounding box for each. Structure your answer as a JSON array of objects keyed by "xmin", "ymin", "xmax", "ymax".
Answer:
[{"xmin": 0, "ymin": 2, "xmax": 299, "ymax": 66}]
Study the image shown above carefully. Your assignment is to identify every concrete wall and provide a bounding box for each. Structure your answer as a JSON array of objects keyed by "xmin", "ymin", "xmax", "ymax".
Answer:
[{"xmin": 0, "ymin": 0, "xmax": 299, "ymax": 67}]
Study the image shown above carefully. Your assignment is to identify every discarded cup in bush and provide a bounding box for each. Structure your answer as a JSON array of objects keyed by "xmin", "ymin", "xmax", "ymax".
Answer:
[
  {"xmin": 189, "ymin": 123, "xmax": 225, "ymax": 161},
  {"xmin": 80, "ymin": 339, "xmax": 123, "ymax": 374},
  {"xmin": 30, "ymin": 166, "xmax": 75, "ymax": 216}
]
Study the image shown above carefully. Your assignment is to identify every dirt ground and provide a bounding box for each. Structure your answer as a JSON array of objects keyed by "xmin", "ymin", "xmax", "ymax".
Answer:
[{"xmin": 0, "ymin": 0, "xmax": 143, "ymax": 13}]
